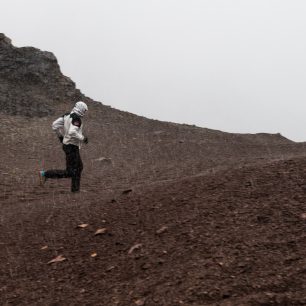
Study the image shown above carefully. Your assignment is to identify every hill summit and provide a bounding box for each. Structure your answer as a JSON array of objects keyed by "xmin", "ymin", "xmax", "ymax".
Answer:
[{"xmin": 0, "ymin": 33, "xmax": 83, "ymax": 116}]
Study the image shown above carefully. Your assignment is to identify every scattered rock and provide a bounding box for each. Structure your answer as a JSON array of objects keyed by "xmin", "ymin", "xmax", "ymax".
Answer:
[
  {"xmin": 112, "ymin": 296, "xmax": 120, "ymax": 304},
  {"xmin": 106, "ymin": 266, "xmax": 115, "ymax": 272},
  {"xmin": 135, "ymin": 298, "xmax": 146, "ymax": 306},
  {"xmin": 77, "ymin": 223, "xmax": 89, "ymax": 229},
  {"xmin": 94, "ymin": 228, "xmax": 107, "ymax": 236},
  {"xmin": 256, "ymin": 215, "xmax": 270, "ymax": 224},
  {"xmin": 122, "ymin": 189, "xmax": 133, "ymax": 195},
  {"xmin": 128, "ymin": 243, "xmax": 143, "ymax": 255},
  {"xmin": 152, "ymin": 297, "xmax": 160, "ymax": 303},
  {"xmin": 156, "ymin": 226, "xmax": 168, "ymax": 235},
  {"xmin": 94, "ymin": 157, "xmax": 112, "ymax": 163},
  {"xmin": 48, "ymin": 255, "xmax": 66, "ymax": 264},
  {"xmin": 245, "ymin": 181, "xmax": 253, "ymax": 187},
  {"xmin": 222, "ymin": 292, "xmax": 231, "ymax": 299},
  {"xmin": 157, "ymin": 259, "xmax": 165, "ymax": 265}
]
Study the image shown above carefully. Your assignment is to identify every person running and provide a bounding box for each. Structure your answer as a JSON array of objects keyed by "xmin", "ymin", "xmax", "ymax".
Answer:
[{"xmin": 39, "ymin": 101, "xmax": 88, "ymax": 192}]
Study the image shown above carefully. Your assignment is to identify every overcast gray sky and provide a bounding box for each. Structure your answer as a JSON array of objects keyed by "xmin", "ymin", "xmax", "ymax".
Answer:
[{"xmin": 2, "ymin": 0, "xmax": 306, "ymax": 141}]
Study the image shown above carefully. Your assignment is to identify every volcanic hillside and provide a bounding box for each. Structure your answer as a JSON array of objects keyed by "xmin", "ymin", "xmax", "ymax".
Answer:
[{"xmin": 1, "ymin": 34, "xmax": 306, "ymax": 305}]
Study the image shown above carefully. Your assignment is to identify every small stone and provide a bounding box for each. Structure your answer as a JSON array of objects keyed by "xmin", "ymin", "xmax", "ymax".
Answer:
[
  {"xmin": 94, "ymin": 157, "xmax": 112, "ymax": 163},
  {"xmin": 94, "ymin": 228, "xmax": 107, "ymax": 235},
  {"xmin": 122, "ymin": 189, "xmax": 133, "ymax": 195},
  {"xmin": 135, "ymin": 298, "xmax": 145, "ymax": 306},
  {"xmin": 77, "ymin": 223, "xmax": 89, "ymax": 229},
  {"xmin": 156, "ymin": 226, "xmax": 168, "ymax": 235},
  {"xmin": 106, "ymin": 266, "xmax": 115, "ymax": 272},
  {"xmin": 47, "ymin": 255, "xmax": 66, "ymax": 264},
  {"xmin": 128, "ymin": 243, "xmax": 143, "ymax": 255}
]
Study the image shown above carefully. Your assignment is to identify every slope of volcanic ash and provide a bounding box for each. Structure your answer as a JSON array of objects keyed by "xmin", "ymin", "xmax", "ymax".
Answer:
[
  {"xmin": 2, "ymin": 100, "xmax": 306, "ymax": 203},
  {"xmin": 1, "ymin": 35, "xmax": 306, "ymax": 305},
  {"xmin": 1, "ymin": 35, "xmax": 306, "ymax": 196},
  {"xmin": 1, "ymin": 158, "xmax": 306, "ymax": 305}
]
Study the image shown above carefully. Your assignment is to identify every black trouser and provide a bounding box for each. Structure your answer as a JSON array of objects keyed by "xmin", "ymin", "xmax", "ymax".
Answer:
[{"xmin": 44, "ymin": 144, "xmax": 83, "ymax": 192}]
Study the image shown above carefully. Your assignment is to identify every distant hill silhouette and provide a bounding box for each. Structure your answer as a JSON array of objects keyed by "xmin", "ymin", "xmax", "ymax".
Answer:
[{"xmin": 0, "ymin": 33, "xmax": 84, "ymax": 116}]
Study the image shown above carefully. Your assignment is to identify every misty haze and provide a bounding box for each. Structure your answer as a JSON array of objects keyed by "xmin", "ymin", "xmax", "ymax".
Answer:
[{"xmin": 2, "ymin": 0, "xmax": 306, "ymax": 141}]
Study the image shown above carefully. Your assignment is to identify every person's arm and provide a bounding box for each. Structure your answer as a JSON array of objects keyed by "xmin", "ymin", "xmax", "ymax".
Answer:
[
  {"xmin": 69, "ymin": 117, "xmax": 87, "ymax": 143},
  {"xmin": 52, "ymin": 117, "xmax": 64, "ymax": 142}
]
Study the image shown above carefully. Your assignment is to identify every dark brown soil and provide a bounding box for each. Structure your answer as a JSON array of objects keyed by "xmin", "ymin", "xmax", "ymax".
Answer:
[{"xmin": 2, "ymin": 105, "xmax": 306, "ymax": 305}]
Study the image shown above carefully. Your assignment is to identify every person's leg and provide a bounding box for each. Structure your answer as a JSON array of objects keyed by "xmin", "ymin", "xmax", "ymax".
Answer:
[
  {"xmin": 71, "ymin": 148, "xmax": 83, "ymax": 192},
  {"xmin": 44, "ymin": 169, "xmax": 68, "ymax": 179},
  {"xmin": 64, "ymin": 144, "xmax": 76, "ymax": 177},
  {"xmin": 44, "ymin": 145, "xmax": 71, "ymax": 179},
  {"xmin": 71, "ymin": 175, "xmax": 80, "ymax": 192}
]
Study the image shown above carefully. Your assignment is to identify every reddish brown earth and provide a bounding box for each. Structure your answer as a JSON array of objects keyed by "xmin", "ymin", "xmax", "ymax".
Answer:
[{"xmin": 1, "ymin": 35, "xmax": 306, "ymax": 305}]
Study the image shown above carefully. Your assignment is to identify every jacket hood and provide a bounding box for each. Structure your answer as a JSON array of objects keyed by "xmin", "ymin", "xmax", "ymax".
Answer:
[{"xmin": 71, "ymin": 101, "xmax": 88, "ymax": 117}]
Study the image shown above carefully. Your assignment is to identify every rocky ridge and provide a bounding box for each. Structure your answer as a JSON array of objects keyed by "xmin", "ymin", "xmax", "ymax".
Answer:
[{"xmin": 0, "ymin": 33, "xmax": 84, "ymax": 116}]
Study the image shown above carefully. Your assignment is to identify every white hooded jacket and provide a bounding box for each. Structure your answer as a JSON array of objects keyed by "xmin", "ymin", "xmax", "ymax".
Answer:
[{"xmin": 52, "ymin": 101, "xmax": 88, "ymax": 148}]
